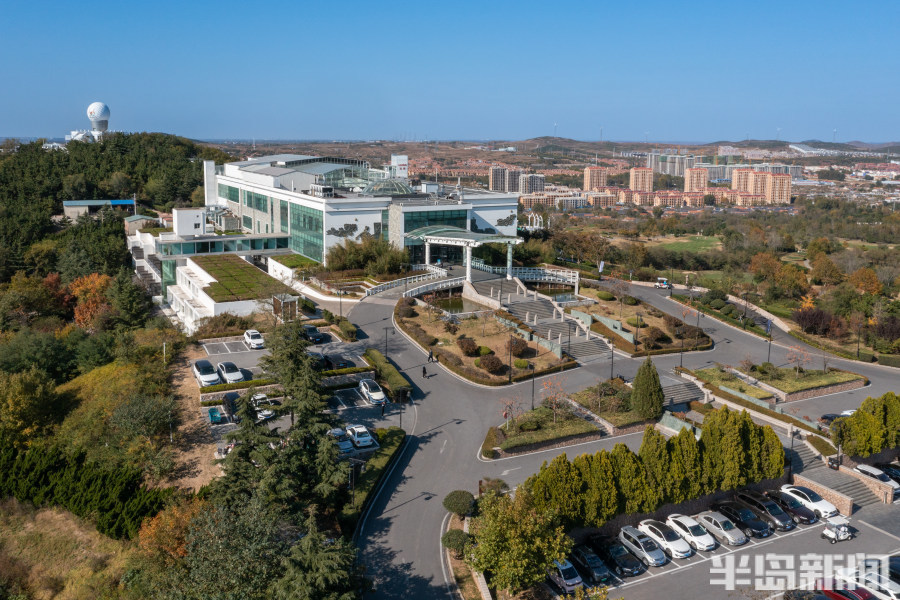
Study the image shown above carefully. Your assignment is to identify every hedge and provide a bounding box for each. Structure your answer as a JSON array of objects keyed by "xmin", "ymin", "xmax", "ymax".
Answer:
[
  {"xmin": 200, "ymin": 378, "xmax": 277, "ymax": 394},
  {"xmin": 673, "ymin": 295, "xmax": 770, "ymax": 339},
  {"xmin": 339, "ymin": 427, "xmax": 406, "ymax": 535},
  {"xmin": 807, "ymin": 435, "xmax": 838, "ymax": 457},
  {"xmin": 362, "ymin": 348, "xmax": 412, "ymax": 396},
  {"xmin": 337, "ymin": 318, "xmax": 358, "ymax": 341},
  {"xmin": 0, "ymin": 444, "xmax": 172, "ymax": 540},
  {"xmin": 877, "ymin": 354, "xmax": 900, "ymax": 368},
  {"xmin": 320, "ymin": 366, "xmax": 371, "ymax": 377},
  {"xmin": 300, "ymin": 297, "xmax": 316, "ymax": 313},
  {"xmin": 591, "ymin": 319, "xmax": 711, "ymax": 357},
  {"xmin": 481, "ymin": 426, "xmax": 501, "ymax": 459}
]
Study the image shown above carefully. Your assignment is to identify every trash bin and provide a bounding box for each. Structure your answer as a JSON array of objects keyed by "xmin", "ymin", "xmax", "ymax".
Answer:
[{"xmin": 828, "ymin": 456, "xmax": 840, "ymax": 470}]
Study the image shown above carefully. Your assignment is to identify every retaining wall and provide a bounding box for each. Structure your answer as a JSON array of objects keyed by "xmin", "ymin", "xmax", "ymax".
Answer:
[{"xmin": 792, "ymin": 474, "xmax": 854, "ymax": 515}]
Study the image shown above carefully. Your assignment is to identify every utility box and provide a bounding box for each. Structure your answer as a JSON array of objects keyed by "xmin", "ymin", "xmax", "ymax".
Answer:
[{"xmin": 272, "ymin": 294, "xmax": 299, "ymax": 322}]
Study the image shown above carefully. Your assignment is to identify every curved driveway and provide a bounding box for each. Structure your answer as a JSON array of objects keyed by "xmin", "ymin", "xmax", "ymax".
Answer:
[{"xmin": 350, "ymin": 283, "xmax": 897, "ymax": 599}]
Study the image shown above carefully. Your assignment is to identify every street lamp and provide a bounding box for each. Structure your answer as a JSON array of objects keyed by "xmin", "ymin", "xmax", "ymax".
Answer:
[
  {"xmin": 507, "ymin": 334, "xmax": 513, "ymax": 383},
  {"xmin": 608, "ymin": 337, "xmax": 614, "ymax": 380},
  {"xmin": 634, "ymin": 312, "xmax": 642, "ymax": 353},
  {"xmin": 383, "ymin": 326, "xmax": 394, "ymax": 355},
  {"xmin": 530, "ymin": 363, "xmax": 536, "ymax": 410},
  {"xmin": 338, "ymin": 289, "xmax": 344, "ymax": 319}
]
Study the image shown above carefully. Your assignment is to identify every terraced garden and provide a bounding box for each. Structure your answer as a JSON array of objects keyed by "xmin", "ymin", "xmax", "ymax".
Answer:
[{"xmin": 192, "ymin": 255, "xmax": 296, "ymax": 302}]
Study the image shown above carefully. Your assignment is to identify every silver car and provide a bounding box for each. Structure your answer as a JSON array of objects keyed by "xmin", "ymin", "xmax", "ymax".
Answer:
[
  {"xmin": 618, "ymin": 525, "xmax": 667, "ymax": 567},
  {"xmin": 697, "ymin": 511, "xmax": 748, "ymax": 546},
  {"xmin": 666, "ymin": 514, "xmax": 717, "ymax": 552}
]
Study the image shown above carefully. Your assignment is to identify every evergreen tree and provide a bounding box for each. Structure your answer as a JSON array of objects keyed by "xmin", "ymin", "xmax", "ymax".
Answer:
[
  {"xmin": 107, "ymin": 267, "xmax": 150, "ymax": 328},
  {"xmin": 631, "ymin": 357, "xmax": 664, "ymax": 420},
  {"xmin": 667, "ymin": 429, "xmax": 702, "ymax": 504},
  {"xmin": 638, "ymin": 426, "xmax": 670, "ymax": 503},
  {"xmin": 525, "ymin": 453, "xmax": 584, "ymax": 528},
  {"xmin": 0, "ymin": 367, "xmax": 59, "ymax": 449},
  {"xmin": 273, "ymin": 508, "xmax": 369, "ymax": 600},
  {"xmin": 573, "ymin": 451, "xmax": 618, "ymax": 527},
  {"xmin": 760, "ymin": 426, "xmax": 786, "ymax": 480},
  {"xmin": 609, "ymin": 443, "xmax": 658, "ymax": 514}
]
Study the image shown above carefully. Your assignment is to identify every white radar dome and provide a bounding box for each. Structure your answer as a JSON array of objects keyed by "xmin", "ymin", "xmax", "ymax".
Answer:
[{"xmin": 87, "ymin": 102, "xmax": 110, "ymax": 121}]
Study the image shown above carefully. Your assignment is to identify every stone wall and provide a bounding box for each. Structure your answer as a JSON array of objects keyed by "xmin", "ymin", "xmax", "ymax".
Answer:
[
  {"xmin": 783, "ymin": 378, "xmax": 867, "ymax": 402},
  {"xmin": 838, "ymin": 465, "xmax": 897, "ymax": 504},
  {"xmin": 200, "ymin": 383, "xmax": 283, "ymax": 404},
  {"xmin": 792, "ymin": 474, "xmax": 854, "ymax": 516}
]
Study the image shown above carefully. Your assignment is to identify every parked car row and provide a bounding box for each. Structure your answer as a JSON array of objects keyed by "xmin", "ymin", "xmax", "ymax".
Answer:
[
  {"xmin": 548, "ymin": 484, "xmax": 839, "ymax": 592},
  {"xmin": 192, "ymin": 359, "xmax": 246, "ymax": 387}
]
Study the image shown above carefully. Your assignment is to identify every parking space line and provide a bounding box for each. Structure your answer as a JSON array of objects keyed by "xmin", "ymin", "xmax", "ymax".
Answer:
[
  {"xmin": 857, "ymin": 519, "xmax": 900, "ymax": 543},
  {"xmin": 334, "ymin": 394, "xmax": 347, "ymax": 408}
]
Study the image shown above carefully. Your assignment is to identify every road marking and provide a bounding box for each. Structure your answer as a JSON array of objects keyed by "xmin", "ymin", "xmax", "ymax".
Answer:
[
  {"xmin": 334, "ymin": 394, "xmax": 347, "ymax": 408},
  {"xmin": 439, "ymin": 512, "xmax": 458, "ymax": 599},
  {"xmin": 440, "ymin": 439, "xmax": 447, "ymax": 454},
  {"xmin": 475, "ymin": 430, "xmax": 645, "ymax": 463},
  {"xmin": 857, "ymin": 519, "xmax": 900, "ymax": 543},
  {"xmin": 500, "ymin": 467, "xmax": 521, "ymax": 476}
]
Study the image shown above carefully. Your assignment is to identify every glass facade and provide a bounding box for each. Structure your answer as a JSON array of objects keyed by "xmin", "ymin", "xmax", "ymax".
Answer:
[
  {"xmin": 289, "ymin": 204, "xmax": 324, "ymax": 262},
  {"xmin": 246, "ymin": 191, "xmax": 268, "ymax": 213},
  {"xmin": 280, "ymin": 200, "xmax": 289, "ymax": 233},
  {"xmin": 156, "ymin": 236, "xmax": 289, "ymax": 257},
  {"xmin": 242, "ymin": 215, "xmax": 252, "ymax": 230},
  {"xmin": 161, "ymin": 260, "xmax": 177, "ymax": 298},
  {"xmin": 218, "ymin": 184, "xmax": 240, "ymax": 203},
  {"xmin": 404, "ymin": 210, "xmax": 467, "ymax": 237},
  {"xmin": 380, "ymin": 210, "xmax": 389, "ymax": 241}
]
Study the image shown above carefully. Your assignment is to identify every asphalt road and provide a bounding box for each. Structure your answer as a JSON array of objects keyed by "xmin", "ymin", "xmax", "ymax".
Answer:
[{"xmin": 342, "ymin": 281, "xmax": 899, "ymax": 600}]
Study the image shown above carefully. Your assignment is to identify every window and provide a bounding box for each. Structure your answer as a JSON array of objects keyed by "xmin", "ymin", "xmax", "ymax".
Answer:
[
  {"xmin": 218, "ymin": 184, "xmax": 240, "ymax": 203},
  {"xmin": 246, "ymin": 191, "xmax": 268, "ymax": 213},
  {"xmin": 193, "ymin": 223, "xmax": 200, "ymax": 229},
  {"xmin": 280, "ymin": 200, "xmax": 289, "ymax": 233},
  {"xmin": 242, "ymin": 215, "xmax": 252, "ymax": 230},
  {"xmin": 289, "ymin": 204, "xmax": 323, "ymax": 262}
]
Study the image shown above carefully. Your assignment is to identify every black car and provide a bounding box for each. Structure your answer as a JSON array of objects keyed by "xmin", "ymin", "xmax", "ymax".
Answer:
[
  {"xmin": 875, "ymin": 463, "xmax": 900, "ymax": 485},
  {"xmin": 711, "ymin": 501, "xmax": 772, "ymax": 538},
  {"xmin": 589, "ymin": 536, "xmax": 642, "ymax": 578},
  {"xmin": 819, "ymin": 413, "xmax": 840, "ymax": 428},
  {"xmin": 324, "ymin": 354, "xmax": 352, "ymax": 370},
  {"xmin": 303, "ymin": 325, "xmax": 328, "ymax": 344},
  {"xmin": 764, "ymin": 490, "xmax": 818, "ymax": 524},
  {"xmin": 735, "ymin": 490, "xmax": 794, "ymax": 531},
  {"xmin": 570, "ymin": 544, "xmax": 612, "ymax": 585}
]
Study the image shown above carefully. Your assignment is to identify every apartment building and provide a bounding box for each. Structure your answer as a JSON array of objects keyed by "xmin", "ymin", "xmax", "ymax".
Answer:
[
  {"xmin": 765, "ymin": 173, "xmax": 792, "ymax": 204},
  {"xmin": 749, "ymin": 171, "xmax": 768, "ymax": 196},
  {"xmin": 684, "ymin": 168, "xmax": 708, "ymax": 193},
  {"xmin": 629, "ymin": 167, "xmax": 653, "ymax": 192},
  {"xmin": 505, "ymin": 169, "xmax": 523, "ymax": 192},
  {"xmin": 732, "ymin": 168, "xmax": 754, "ymax": 192},
  {"xmin": 583, "ymin": 166, "xmax": 608, "ymax": 191},
  {"xmin": 518, "ymin": 173, "xmax": 546, "ymax": 194},
  {"xmin": 647, "ymin": 152, "xmax": 696, "ymax": 177},
  {"xmin": 489, "ymin": 166, "xmax": 507, "ymax": 192}
]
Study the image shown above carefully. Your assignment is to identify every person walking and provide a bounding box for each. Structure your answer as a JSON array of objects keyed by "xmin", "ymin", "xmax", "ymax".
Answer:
[
  {"xmin": 380, "ymin": 402, "xmax": 385, "ymax": 417},
  {"xmin": 422, "ymin": 365, "xmax": 427, "ymax": 378},
  {"xmin": 427, "ymin": 349, "xmax": 434, "ymax": 363}
]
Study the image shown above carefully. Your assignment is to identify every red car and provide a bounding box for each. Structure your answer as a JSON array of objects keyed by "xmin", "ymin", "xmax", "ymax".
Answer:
[{"xmin": 815, "ymin": 578, "xmax": 876, "ymax": 600}]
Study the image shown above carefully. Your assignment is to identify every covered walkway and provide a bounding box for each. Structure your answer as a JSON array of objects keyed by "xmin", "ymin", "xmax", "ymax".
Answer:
[{"xmin": 404, "ymin": 225, "xmax": 521, "ymax": 283}]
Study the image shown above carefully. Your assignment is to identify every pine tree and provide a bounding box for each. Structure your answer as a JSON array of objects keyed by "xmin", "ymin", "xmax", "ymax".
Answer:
[
  {"xmin": 609, "ymin": 443, "xmax": 658, "ymax": 514},
  {"xmin": 631, "ymin": 357, "xmax": 664, "ymax": 420},
  {"xmin": 525, "ymin": 454, "xmax": 584, "ymax": 528},
  {"xmin": 107, "ymin": 267, "xmax": 150, "ymax": 328},
  {"xmin": 574, "ymin": 451, "xmax": 618, "ymax": 527},
  {"xmin": 667, "ymin": 428, "xmax": 702, "ymax": 503},
  {"xmin": 638, "ymin": 426, "xmax": 670, "ymax": 503}
]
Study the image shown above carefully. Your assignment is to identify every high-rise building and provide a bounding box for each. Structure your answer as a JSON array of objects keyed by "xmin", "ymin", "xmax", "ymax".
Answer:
[
  {"xmin": 518, "ymin": 173, "xmax": 546, "ymax": 194},
  {"xmin": 583, "ymin": 166, "xmax": 608, "ymax": 191},
  {"xmin": 731, "ymin": 168, "xmax": 754, "ymax": 192},
  {"xmin": 647, "ymin": 152, "xmax": 696, "ymax": 177},
  {"xmin": 749, "ymin": 171, "xmax": 768, "ymax": 196},
  {"xmin": 489, "ymin": 167, "xmax": 508, "ymax": 192},
  {"xmin": 684, "ymin": 168, "xmax": 708, "ymax": 193},
  {"xmin": 505, "ymin": 169, "xmax": 523, "ymax": 193},
  {"xmin": 629, "ymin": 167, "xmax": 653, "ymax": 192},
  {"xmin": 765, "ymin": 173, "xmax": 792, "ymax": 204}
]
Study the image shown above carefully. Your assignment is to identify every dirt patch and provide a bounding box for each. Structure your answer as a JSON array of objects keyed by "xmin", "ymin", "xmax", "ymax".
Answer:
[{"xmin": 164, "ymin": 344, "xmax": 221, "ymax": 491}]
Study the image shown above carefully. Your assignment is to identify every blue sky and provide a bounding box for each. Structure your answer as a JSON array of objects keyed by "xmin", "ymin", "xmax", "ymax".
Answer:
[{"xmin": 1, "ymin": 0, "xmax": 898, "ymax": 143}]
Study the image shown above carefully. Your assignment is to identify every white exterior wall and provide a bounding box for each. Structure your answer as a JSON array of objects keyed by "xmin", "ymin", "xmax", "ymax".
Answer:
[
  {"xmin": 468, "ymin": 197, "xmax": 518, "ymax": 236},
  {"xmin": 268, "ymin": 258, "xmax": 295, "ymax": 283},
  {"xmin": 172, "ymin": 207, "xmax": 207, "ymax": 236},
  {"xmin": 323, "ymin": 207, "xmax": 384, "ymax": 250}
]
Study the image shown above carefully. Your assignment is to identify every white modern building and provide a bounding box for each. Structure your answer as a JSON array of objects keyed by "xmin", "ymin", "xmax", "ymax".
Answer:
[
  {"xmin": 202, "ymin": 154, "xmax": 519, "ymax": 265},
  {"xmin": 66, "ymin": 102, "xmax": 110, "ymax": 143}
]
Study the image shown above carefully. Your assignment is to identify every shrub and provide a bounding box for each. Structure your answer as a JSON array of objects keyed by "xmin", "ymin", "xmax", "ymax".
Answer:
[
  {"xmin": 710, "ymin": 298, "xmax": 726, "ymax": 310},
  {"xmin": 518, "ymin": 419, "xmax": 540, "ymax": 432},
  {"xmin": 702, "ymin": 289, "xmax": 727, "ymax": 304},
  {"xmin": 597, "ymin": 290, "xmax": 615, "ymax": 301},
  {"xmin": 299, "ymin": 297, "xmax": 316, "ymax": 313},
  {"xmin": 625, "ymin": 316, "xmax": 647, "ymax": 328},
  {"xmin": 398, "ymin": 306, "xmax": 415, "ymax": 319},
  {"xmin": 642, "ymin": 326, "xmax": 669, "ymax": 349},
  {"xmin": 435, "ymin": 348, "xmax": 462, "ymax": 367},
  {"xmin": 481, "ymin": 426, "xmax": 501, "ymax": 458},
  {"xmin": 441, "ymin": 529, "xmax": 470, "ymax": 558},
  {"xmin": 623, "ymin": 295, "xmax": 639, "ymax": 306},
  {"xmin": 514, "ymin": 358, "xmax": 529, "ymax": 369},
  {"xmin": 506, "ymin": 336, "xmax": 528, "ymax": 358},
  {"xmin": 479, "ymin": 354, "xmax": 504, "ymax": 374},
  {"xmin": 663, "ymin": 314, "xmax": 683, "ymax": 333},
  {"xmin": 338, "ymin": 318, "xmax": 358, "ymax": 341},
  {"xmin": 478, "ymin": 345, "xmax": 493, "ymax": 356},
  {"xmin": 456, "ymin": 337, "xmax": 478, "ymax": 356},
  {"xmin": 443, "ymin": 321, "xmax": 458, "ymax": 335},
  {"xmin": 322, "ymin": 309, "xmax": 334, "ymax": 324},
  {"xmin": 758, "ymin": 362, "xmax": 776, "ymax": 376},
  {"xmin": 443, "ymin": 490, "xmax": 475, "ymax": 518},
  {"xmin": 405, "ymin": 297, "xmax": 416, "ymax": 306},
  {"xmin": 720, "ymin": 304, "xmax": 736, "ymax": 316}
]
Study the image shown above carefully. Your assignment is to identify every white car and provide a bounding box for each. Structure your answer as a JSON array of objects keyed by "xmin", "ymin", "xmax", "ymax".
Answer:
[
  {"xmin": 193, "ymin": 359, "xmax": 222, "ymax": 387},
  {"xmin": 252, "ymin": 393, "xmax": 274, "ymax": 420},
  {"xmin": 841, "ymin": 409, "xmax": 857, "ymax": 417},
  {"xmin": 244, "ymin": 329, "xmax": 264, "ymax": 349},
  {"xmin": 358, "ymin": 379, "xmax": 386, "ymax": 405},
  {"xmin": 638, "ymin": 519, "xmax": 692, "ymax": 558},
  {"xmin": 547, "ymin": 559, "xmax": 583, "ymax": 594},
  {"xmin": 346, "ymin": 424, "xmax": 374, "ymax": 448},
  {"xmin": 217, "ymin": 361, "xmax": 244, "ymax": 384},
  {"xmin": 665, "ymin": 514, "xmax": 717, "ymax": 552},
  {"xmin": 835, "ymin": 566, "xmax": 900, "ymax": 600},
  {"xmin": 855, "ymin": 465, "xmax": 900, "ymax": 492},
  {"xmin": 780, "ymin": 485, "xmax": 839, "ymax": 518},
  {"xmin": 327, "ymin": 428, "xmax": 355, "ymax": 455}
]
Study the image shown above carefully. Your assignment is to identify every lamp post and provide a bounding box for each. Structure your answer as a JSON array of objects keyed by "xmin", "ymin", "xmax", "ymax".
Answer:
[
  {"xmin": 634, "ymin": 312, "xmax": 642, "ymax": 353},
  {"xmin": 530, "ymin": 363, "xmax": 536, "ymax": 410},
  {"xmin": 383, "ymin": 326, "xmax": 393, "ymax": 355},
  {"xmin": 787, "ymin": 426, "xmax": 798, "ymax": 478},
  {"xmin": 507, "ymin": 334, "xmax": 513, "ymax": 384},
  {"xmin": 609, "ymin": 337, "xmax": 614, "ymax": 380},
  {"xmin": 338, "ymin": 289, "xmax": 344, "ymax": 319}
]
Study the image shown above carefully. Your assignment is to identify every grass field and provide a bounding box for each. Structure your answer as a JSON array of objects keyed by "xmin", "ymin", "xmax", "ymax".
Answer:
[
  {"xmin": 496, "ymin": 406, "xmax": 598, "ymax": 452},
  {"xmin": 694, "ymin": 367, "xmax": 774, "ymax": 400},
  {"xmin": 270, "ymin": 254, "xmax": 320, "ymax": 269},
  {"xmin": 192, "ymin": 254, "xmax": 297, "ymax": 302},
  {"xmin": 739, "ymin": 367, "xmax": 864, "ymax": 394},
  {"xmin": 651, "ymin": 235, "xmax": 721, "ymax": 253}
]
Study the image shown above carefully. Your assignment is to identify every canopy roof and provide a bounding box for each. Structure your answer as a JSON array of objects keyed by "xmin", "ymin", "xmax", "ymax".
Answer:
[{"xmin": 404, "ymin": 225, "xmax": 521, "ymax": 247}]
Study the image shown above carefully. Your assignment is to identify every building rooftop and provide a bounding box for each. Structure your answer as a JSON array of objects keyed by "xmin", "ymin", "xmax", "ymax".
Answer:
[{"xmin": 63, "ymin": 199, "xmax": 135, "ymax": 206}]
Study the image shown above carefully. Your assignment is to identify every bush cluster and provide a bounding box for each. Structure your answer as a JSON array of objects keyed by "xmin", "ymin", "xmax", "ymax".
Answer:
[
  {"xmin": 362, "ymin": 348, "xmax": 411, "ymax": 396},
  {"xmin": 336, "ymin": 318, "xmax": 357, "ymax": 341},
  {"xmin": 514, "ymin": 358, "xmax": 529, "ymax": 369},
  {"xmin": 506, "ymin": 336, "xmax": 528, "ymax": 357},
  {"xmin": 442, "ymin": 490, "xmax": 475, "ymax": 518},
  {"xmin": 830, "ymin": 392, "xmax": 900, "ymax": 457},
  {"xmin": 0, "ymin": 444, "xmax": 171, "ymax": 539},
  {"xmin": 397, "ymin": 305, "xmax": 416, "ymax": 319},
  {"xmin": 456, "ymin": 337, "xmax": 478, "ymax": 356},
  {"xmin": 623, "ymin": 295, "xmax": 639, "ymax": 306},
  {"xmin": 478, "ymin": 354, "xmax": 504, "ymax": 374},
  {"xmin": 596, "ymin": 290, "xmax": 615, "ymax": 301},
  {"xmin": 478, "ymin": 345, "xmax": 493, "ymax": 357},
  {"xmin": 405, "ymin": 321, "xmax": 437, "ymax": 347}
]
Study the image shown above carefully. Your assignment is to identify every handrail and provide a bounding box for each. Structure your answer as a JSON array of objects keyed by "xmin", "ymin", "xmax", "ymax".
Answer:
[
  {"xmin": 365, "ymin": 271, "xmax": 442, "ymax": 296},
  {"xmin": 402, "ymin": 277, "xmax": 466, "ymax": 298},
  {"xmin": 470, "ymin": 258, "xmax": 578, "ymax": 284}
]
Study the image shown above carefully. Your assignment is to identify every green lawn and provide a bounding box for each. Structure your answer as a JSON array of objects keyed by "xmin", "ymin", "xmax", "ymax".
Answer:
[
  {"xmin": 496, "ymin": 406, "xmax": 597, "ymax": 452},
  {"xmin": 653, "ymin": 235, "xmax": 721, "ymax": 253},
  {"xmin": 695, "ymin": 368, "xmax": 773, "ymax": 400},
  {"xmin": 270, "ymin": 254, "xmax": 319, "ymax": 269},
  {"xmin": 339, "ymin": 427, "xmax": 405, "ymax": 533},
  {"xmin": 570, "ymin": 382, "xmax": 647, "ymax": 427},
  {"xmin": 739, "ymin": 367, "xmax": 864, "ymax": 394},
  {"xmin": 192, "ymin": 254, "xmax": 297, "ymax": 302}
]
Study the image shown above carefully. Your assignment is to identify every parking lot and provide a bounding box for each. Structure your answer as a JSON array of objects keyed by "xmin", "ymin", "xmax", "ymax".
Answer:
[{"xmin": 561, "ymin": 501, "xmax": 900, "ymax": 599}]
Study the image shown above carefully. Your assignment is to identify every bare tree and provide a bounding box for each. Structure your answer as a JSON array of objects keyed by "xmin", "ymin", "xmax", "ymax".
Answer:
[
  {"xmin": 785, "ymin": 345, "xmax": 811, "ymax": 378},
  {"xmin": 541, "ymin": 375, "xmax": 568, "ymax": 423},
  {"xmin": 612, "ymin": 279, "xmax": 630, "ymax": 319}
]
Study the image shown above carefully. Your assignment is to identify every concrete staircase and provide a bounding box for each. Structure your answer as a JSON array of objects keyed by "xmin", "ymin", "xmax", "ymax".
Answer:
[
  {"xmin": 788, "ymin": 444, "xmax": 881, "ymax": 509},
  {"xmin": 662, "ymin": 381, "xmax": 705, "ymax": 406},
  {"xmin": 469, "ymin": 274, "xmax": 611, "ymax": 360}
]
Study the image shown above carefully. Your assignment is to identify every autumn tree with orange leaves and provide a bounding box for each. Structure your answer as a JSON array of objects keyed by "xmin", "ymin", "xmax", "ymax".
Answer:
[
  {"xmin": 69, "ymin": 272, "xmax": 113, "ymax": 331},
  {"xmin": 138, "ymin": 498, "xmax": 206, "ymax": 568}
]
